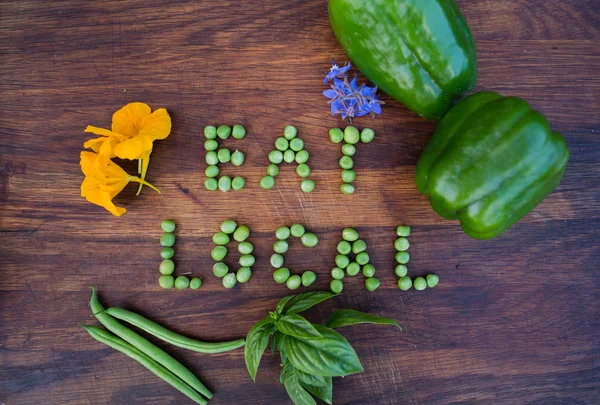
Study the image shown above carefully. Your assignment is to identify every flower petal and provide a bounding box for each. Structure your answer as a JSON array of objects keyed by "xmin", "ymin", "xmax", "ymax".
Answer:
[
  {"xmin": 371, "ymin": 103, "xmax": 382, "ymax": 114},
  {"xmin": 111, "ymin": 102, "xmax": 152, "ymax": 138},
  {"xmin": 81, "ymin": 176, "xmax": 127, "ymax": 217},
  {"xmin": 84, "ymin": 125, "xmax": 122, "ymax": 139},
  {"xmin": 112, "ymin": 136, "xmax": 154, "ymax": 160},
  {"xmin": 323, "ymin": 89, "xmax": 338, "ymax": 99},
  {"xmin": 138, "ymin": 108, "xmax": 172, "ymax": 141}
]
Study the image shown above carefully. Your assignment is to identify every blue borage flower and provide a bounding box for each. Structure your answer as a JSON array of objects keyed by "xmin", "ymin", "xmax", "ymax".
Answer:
[{"xmin": 323, "ymin": 61, "xmax": 383, "ymax": 120}]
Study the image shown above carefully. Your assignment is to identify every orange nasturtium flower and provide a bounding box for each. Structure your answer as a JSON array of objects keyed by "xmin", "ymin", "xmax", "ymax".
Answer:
[
  {"xmin": 80, "ymin": 145, "xmax": 159, "ymax": 217},
  {"xmin": 83, "ymin": 102, "xmax": 171, "ymax": 194}
]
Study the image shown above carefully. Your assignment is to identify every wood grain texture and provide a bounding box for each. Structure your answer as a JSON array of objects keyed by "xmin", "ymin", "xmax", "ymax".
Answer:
[{"xmin": 1, "ymin": 1, "xmax": 598, "ymax": 404}]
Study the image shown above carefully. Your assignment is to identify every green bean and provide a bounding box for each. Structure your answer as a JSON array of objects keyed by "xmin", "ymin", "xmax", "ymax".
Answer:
[
  {"xmin": 276, "ymin": 226, "xmax": 291, "ymax": 240},
  {"xmin": 290, "ymin": 224, "xmax": 305, "ymax": 237},
  {"xmin": 395, "ymin": 264, "xmax": 408, "ymax": 278},
  {"xmin": 160, "ymin": 232, "xmax": 175, "ymax": 247},
  {"xmin": 360, "ymin": 128, "xmax": 375, "ymax": 143},
  {"xmin": 346, "ymin": 262, "xmax": 360, "ymax": 276},
  {"xmin": 213, "ymin": 262, "xmax": 229, "ymax": 277},
  {"xmin": 394, "ymin": 237, "xmax": 410, "ymax": 251},
  {"xmin": 273, "ymin": 267, "xmax": 291, "ymax": 283},
  {"xmin": 205, "ymin": 178, "xmax": 218, "ymax": 191},
  {"xmin": 296, "ymin": 163, "xmax": 311, "ymax": 178},
  {"xmin": 365, "ymin": 277, "xmax": 380, "ymax": 292},
  {"xmin": 267, "ymin": 164, "xmax": 279, "ymax": 177},
  {"xmin": 231, "ymin": 150, "xmax": 245, "ymax": 166},
  {"xmin": 301, "ymin": 271, "xmax": 316, "ymax": 287},
  {"xmin": 275, "ymin": 137, "xmax": 289, "ymax": 151},
  {"xmin": 204, "ymin": 126, "xmax": 217, "ymax": 140},
  {"xmin": 238, "ymin": 241, "xmax": 254, "ymax": 255},
  {"xmin": 300, "ymin": 179, "xmax": 315, "ymax": 192},
  {"xmin": 284, "ymin": 125, "xmax": 297, "ymax": 140},
  {"xmin": 159, "ymin": 260, "xmax": 175, "ymax": 275},
  {"xmin": 352, "ymin": 240, "xmax": 367, "ymax": 254},
  {"xmin": 339, "ymin": 156, "xmax": 354, "ymax": 170},
  {"xmin": 342, "ymin": 228, "xmax": 359, "ymax": 242},
  {"xmin": 205, "ymin": 166, "xmax": 219, "ymax": 178},
  {"xmin": 239, "ymin": 254, "xmax": 255, "ymax": 267},
  {"xmin": 232, "ymin": 124, "xmax": 246, "ymax": 139},
  {"xmin": 283, "ymin": 149, "xmax": 296, "ymax": 163},
  {"xmin": 395, "ymin": 251, "xmax": 410, "ymax": 264},
  {"xmin": 341, "ymin": 183, "xmax": 355, "ymax": 194},
  {"xmin": 232, "ymin": 176, "xmax": 245, "ymax": 190},
  {"xmin": 337, "ymin": 241, "xmax": 351, "ymax": 255},
  {"xmin": 160, "ymin": 247, "xmax": 175, "ymax": 260},
  {"xmin": 329, "ymin": 128, "xmax": 344, "ymax": 143},
  {"xmin": 356, "ymin": 252, "xmax": 370, "ymax": 265},
  {"xmin": 330, "ymin": 279, "xmax": 343, "ymax": 294},
  {"xmin": 301, "ymin": 232, "xmax": 318, "ymax": 247},
  {"xmin": 295, "ymin": 150, "xmax": 309, "ymax": 164},
  {"xmin": 362, "ymin": 264, "xmax": 376, "ymax": 278},
  {"xmin": 237, "ymin": 267, "xmax": 252, "ymax": 283},
  {"xmin": 233, "ymin": 225, "xmax": 250, "ymax": 242},
  {"xmin": 273, "ymin": 240, "xmax": 289, "ymax": 254},
  {"xmin": 260, "ymin": 175, "xmax": 275, "ymax": 189},
  {"xmin": 206, "ymin": 151, "xmax": 219, "ymax": 165},
  {"xmin": 286, "ymin": 274, "xmax": 302, "ymax": 290},
  {"xmin": 222, "ymin": 272, "xmax": 237, "ymax": 289},
  {"xmin": 190, "ymin": 278, "xmax": 202, "ymax": 290},
  {"xmin": 211, "ymin": 246, "xmax": 227, "ymax": 261},
  {"xmin": 341, "ymin": 143, "xmax": 356, "ymax": 156},
  {"xmin": 175, "ymin": 275, "xmax": 190, "ymax": 290},
  {"xmin": 213, "ymin": 232, "xmax": 230, "ymax": 245},
  {"xmin": 161, "ymin": 220, "xmax": 176, "ymax": 233},
  {"xmin": 204, "ymin": 140, "xmax": 218, "ymax": 151},
  {"xmin": 414, "ymin": 277, "xmax": 427, "ymax": 291},
  {"xmin": 398, "ymin": 276, "xmax": 412, "ymax": 291},
  {"xmin": 217, "ymin": 125, "xmax": 231, "ymax": 139},
  {"xmin": 218, "ymin": 176, "xmax": 232, "ymax": 192},
  {"xmin": 341, "ymin": 170, "xmax": 356, "ymax": 183},
  {"xmin": 331, "ymin": 267, "xmax": 345, "ymax": 280},
  {"xmin": 268, "ymin": 150, "xmax": 284, "ymax": 164},
  {"xmin": 221, "ymin": 219, "xmax": 237, "ymax": 234},
  {"xmin": 343, "ymin": 126, "xmax": 360, "ymax": 144},
  {"xmin": 89, "ymin": 288, "xmax": 212, "ymax": 399},
  {"xmin": 270, "ymin": 253, "xmax": 284, "ymax": 268},
  {"xmin": 289, "ymin": 138, "xmax": 304, "ymax": 152},
  {"xmin": 426, "ymin": 274, "xmax": 439, "ymax": 288},
  {"xmin": 159, "ymin": 275, "xmax": 175, "ymax": 289},
  {"xmin": 217, "ymin": 148, "xmax": 231, "ymax": 163},
  {"xmin": 81, "ymin": 326, "xmax": 208, "ymax": 405},
  {"xmin": 397, "ymin": 225, "xmax": 411, "ymax": 237},
  {"xmin": 335, "ymin": 254, "xmax": 350, "ymax": 269}
]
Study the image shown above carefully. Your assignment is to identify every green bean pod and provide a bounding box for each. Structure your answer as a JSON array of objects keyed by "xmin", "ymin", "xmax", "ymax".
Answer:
[
  {"xmin": 89, "ymin": 288, "xmax": 212, "ymax": 399},
  {"xmin": 82, "ymin": 325, "xmax": 208, "ymax": 405}
]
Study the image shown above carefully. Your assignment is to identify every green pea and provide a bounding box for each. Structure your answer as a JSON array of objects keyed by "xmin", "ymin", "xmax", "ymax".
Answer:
[
  {"xmin": 160, "ymin": 247, "xmax": 175, "ymax": 260},
  {"xmin": 231, "ymin": 150, "xmax": 245, "ymax": 166},
  {"xmin": 344, "ymin": 126, "xmax": 360, "ymax": 144},
  {"xmin": 270, "ymin": 253, "xmax": 284, "ymax": 268},
  {"xmin": 342, "ymin": 228, "xmax": 359, "ymax": 242},
  {"xmin": 356, "ymin": 252, "xmax": 370, "ymax": 265},
  {"xmin": 239, "ymin": 254, "xmax": 255, "ymax": 267},
  {"xmin": 206, "ymin": 151, "xmax": 219, "ymax": 165},
  {"xmin": 352, "ymin": 240, "xmax": 367, "ymax": 254},
  {"xmin": 290, "ymin": 224, "xmax": 305, "ymax": 237},
  {"xmin": 300, "ymin": 179, "xmax": 315, "ymax": 193},
  {"xmin": 217, "ymin": 125, "xmax": 231, "ymax": 139},
  {"xmin": 161, "ymin": 220, "xmax": 176, "ymax": 233},
  {"xmin": 233, "ymin": 225, "xmax": 250, "ymax": 242},
  {"xmin": 190, "ymin": 277, "xmax": 202, "ymax": 290},
  {"xmin": 232, "ymin": 124, "xmax": 246, "ymax": 139},
  {"xmin": 335, "ymin": 254, "xmax": 350, "ymax": 269},
  {"xmin": 341, "ymin": 143, "xmax": 356, "ymax": 156},
  {"xmin": 426, "ymin": 274, "xmax": 439, "ymax": 288},
  {"xmin": 217, "ymin": 149, "xmax": 231, "ymax": 163},
  {"xmin": 205, "ymin": 178, "xmax": 218, "ymax": 191},
  {"xmin": 341, "ymin": 183, "xmax": 355, "ymax": 194},
  {"xmin": 260, "ymin": 175, "xmax": 275, "ymax": 190},
  {"xmin": 159, "ymin": 275, "xmax": 175, "ymax": 289},
  {"xmin": 160, "ymin": 232, "xmax": 175, "ymax": 247},
  {"xmin": 330, "ymin": 279, "xmax": 343, "ymax": 294},
  {"xmin": 395, "ymin": 264, "xmax": 408, "ymax": 278},
  {"xmin": 232, "ymin": 176, "xmax": 245, "ymax": 191},
  {"xmin": 365, "ymin": 277, "xmax": 380, "ymax": 292},
  {"xmin": 267, "ymin": 164, "xmax": 279, "ymax": 177},
  {"xmin": 301, "ymin": 271, "xmax": 316, "ymax": 287},
  {"xmin": 360, "ymin": 128, "xmax": 375, "ymax": 143},
  {"xmin": 295, "ymin": 150, "xmax": 309, "ymax": 164},
  {"xmin": 397, "ymin": 225, "xmax": 411, "ymax": 237},
  {"xmin": 395, "ymin": 237, "xmax": 410, "ymax": 251},
  {"xmin": 213, "ymin": 262, "xmax": 229, "ymax": 277},
  {"xmin": 362, "ymin": 264, "xmax": 376, "ymax": 278},
  {"xmin": 286, "ymin": 275, "xmax": 302, "ymax": 290},
  {"xmin": 238, "ymin": 241, "xmax": 254, "ymax": 255},
  {"xmin": 346, "ymin": 262, "xmax": 360, "ymax": 276},
  {"xmin": 296, "ymin": 163, "xmax": 311, "ymax": 178},
  {"xmin": 275, "ymin": 137, "xmax": 289, "ymax": 151},
  {"xmin": 276, "ymin": 226, "xmax": 291, "ymax": 240},
  {"xmin": 337, "ymin": 241, "xmax": 351, "ymax": 255},
  {"xmin": 289, "ymin": 138, "xmax": 304, "ymax": 152},
  {"xmin": 159, "ymin": 260, "xmax": 175, "ymax": 275},
  {"xmin": 205, "ymin": 165, "xmax": 219, "ymax": 178},
  {"xmin": 341, "ymin": 170, "xmax": 356, "ymax": 183},
  {"xmin": 204, "ymin": 125, "xmax": 217, "ymax": 139},
  {"xmin": 414, "ymin": 277, "xmax": 427, "ymax": 291},
  {"xmin": 284, "ymin": 125, "xmax": 297, "ymax": 140},
  {"xmin": 212, "ymin": 232, "xmax": 230, "ymax": 245},
  {"xmin": 222, "ymin": 273, "xmax": 237, "ymax": 289},
  {"xmin": 398, "ymin": 276, "xmax": 412, "ymax": 291},
  {"xmin": 236, "ymin": 267, "xmax": 252, "ymax": 283},
  {"xmin": 339, "ymin": 156, "xmax": 354, "ymax": 170},
  {"xmin": 283, "ymin": 149, "xmax": 296, "ymax": 163},
  {"xmin": 204, "ymin": 139, "xmax": 218, "ymax": 151},
  {"xmin": 218, "ymin": 176, "xmax": 232, "ymax": 192},
  {"xmin": 211, "ymin": 246, "xmax": 227, "ymax": 261},
  {"xmin": 268, "ymin": 150, "xmax": 283, "ymax": 164},
  {"xmin": 331, "ymin": 267, "xmax": 345, "ymax": 280},
  {"xmin": 395, "ymin": 251, "xmax": 410, "ymax": 264},
  {"xmin": 273, "ymin": 240, "xmax": 289, "ymax": 254},
  {"xmin": 175, "ymin": 275, "xmax": 190, "ymax": 290},
  {"xmin": 301, "ymin": 232, "xmax": 318, "ymax": 247},
  {"xmin": 273, "ymin": 267, "xmax": 291, "ymax": 283},
  {"xmin": 329, "ymin": 128, "xmax": 344, "ymax": 143}
]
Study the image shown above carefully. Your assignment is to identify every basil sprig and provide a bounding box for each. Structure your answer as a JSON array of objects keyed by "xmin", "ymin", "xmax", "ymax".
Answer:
[{"xmin": 245, "ymin": 292, "xmax": 401, "ymax": 404}]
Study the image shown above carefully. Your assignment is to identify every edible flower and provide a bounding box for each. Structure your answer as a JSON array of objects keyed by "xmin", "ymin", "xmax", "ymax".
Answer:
[{"xmin": 324, "ymin": 59, "xmax": 352, "ymax": 83}]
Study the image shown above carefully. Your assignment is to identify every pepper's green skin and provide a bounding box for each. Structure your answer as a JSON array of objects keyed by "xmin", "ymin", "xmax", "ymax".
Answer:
[
  {"xmin": 329, "ymin": 0, "xmax": 478, "ymax": 120},
  {"xmin": 416, "ymin": 92, "xmax": 570, "ymax": 239}
]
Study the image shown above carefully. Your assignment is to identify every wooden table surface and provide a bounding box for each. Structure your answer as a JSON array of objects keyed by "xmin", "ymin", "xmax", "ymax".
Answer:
[{"xmin": 1, "ymin": 1, "xmax": 599, "ymax": 404}]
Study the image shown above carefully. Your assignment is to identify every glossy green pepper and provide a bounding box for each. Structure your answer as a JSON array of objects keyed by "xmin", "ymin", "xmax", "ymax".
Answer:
[
  {"xmin": 416, "ymin": 92, "xmax": 570, "ymax": 239},
  {"xmin": 329, "ymin": 0, "xmax": 477, "ymax": 120}
]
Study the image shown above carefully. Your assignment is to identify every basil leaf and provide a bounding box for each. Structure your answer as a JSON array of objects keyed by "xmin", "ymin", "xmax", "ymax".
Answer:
[
  {"xmin": 326, "ymin": 309, "xmax": 402, "ymax": 330},
  {"xmin": 300, "ymin": 377, "xmax": 333, "ymax": 405},
  {"xmin": 283, "ymin": 292, "xmax": 338, "ymax": 315},
  {"xmin": 276, "ymin": 295, "xmax": 295, "ymax": 314},
  {"xmin": 283, "ymin": 324, "xmax": 363, "ymax": 377},
  {"xmin": 295, "ymin": 368, "xmax": 327, "ymax": 387},
  {"xmin": 245, "ymin": 317, "xmax": 276, "ymax": 381},
  {"xmin": 280, "ymin": 359, "xmax": 295, "ymax": 384},
  {"xmin": 284, "ymin": 374, "xmax": 317, "ymax": 405},
  {"xmin": 277, "ymin": 314, "xmax": 323, "ymax": 339}
]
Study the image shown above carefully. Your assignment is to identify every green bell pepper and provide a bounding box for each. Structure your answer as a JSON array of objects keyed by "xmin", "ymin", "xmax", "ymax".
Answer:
[
  {"xmin": 416, "ymin": 92, "xmax": 570, "ymax": 239},
  {"xmin": 329, "ymin": 0, "xmax": 477, "ymax": 120}
]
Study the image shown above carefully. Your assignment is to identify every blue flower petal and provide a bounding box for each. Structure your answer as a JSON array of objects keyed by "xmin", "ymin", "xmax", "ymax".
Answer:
[
  {"xmin": 323, "ymin": 89, "xmax": 338, "ymax": 99},
  {"xmin": 361, "ymin": 86, "xmax": 377, "ymax": 97},
  {"xmin": 371, "ymin": 103, "xmax": 382, "ymax": 115}
]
